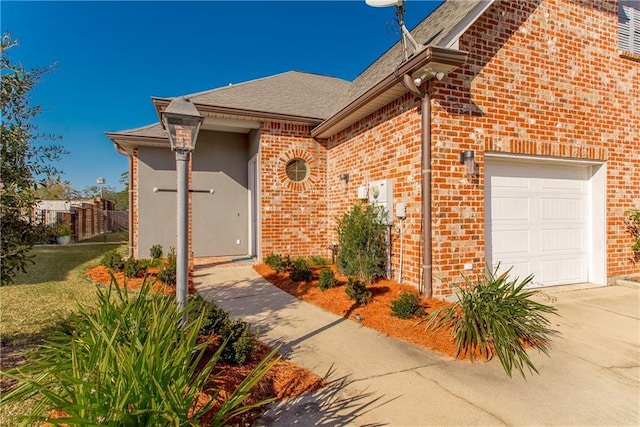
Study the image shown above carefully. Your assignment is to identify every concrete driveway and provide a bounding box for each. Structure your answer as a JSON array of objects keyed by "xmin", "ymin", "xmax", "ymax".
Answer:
[{"xmin": 194, "ymin": 266, "xmax": 640, "ymax": 426}]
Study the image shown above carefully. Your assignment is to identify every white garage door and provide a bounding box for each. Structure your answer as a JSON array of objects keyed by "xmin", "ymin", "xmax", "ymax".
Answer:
[{"xmin": 485, "ymin": 159, "xmax": 590, "ymax": 288}]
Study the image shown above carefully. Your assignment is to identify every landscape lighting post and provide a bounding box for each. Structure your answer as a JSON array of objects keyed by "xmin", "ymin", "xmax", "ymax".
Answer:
[{"xmin": 161, "ymin": 97, "xmax": 204, "ymax": 316}]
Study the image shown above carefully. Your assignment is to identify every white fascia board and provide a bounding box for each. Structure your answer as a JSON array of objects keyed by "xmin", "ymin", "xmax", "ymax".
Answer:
[{"xmin": 441, "ymin": 0, "xmax": 496, "ymax": 49}]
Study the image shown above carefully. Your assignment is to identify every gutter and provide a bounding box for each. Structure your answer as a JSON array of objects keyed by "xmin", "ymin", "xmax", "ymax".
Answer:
[
  {"xmin": 312, "ymin": 46, "xmax": 467, "ymax": 139},
  {"xmin": 152, "ymin": 97, "xmax": 324, "ymax": 126}
]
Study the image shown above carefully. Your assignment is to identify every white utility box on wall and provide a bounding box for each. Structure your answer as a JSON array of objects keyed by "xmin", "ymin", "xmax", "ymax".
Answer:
[{"xmin": 369, "ymin": 179, "xmax": 394, "ymax": 225}]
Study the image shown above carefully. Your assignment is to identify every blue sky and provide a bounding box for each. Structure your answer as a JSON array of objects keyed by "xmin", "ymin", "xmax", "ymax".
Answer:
[{"xmin": 2, "ymin": 0, "xmax": 440, "ymax": 191}]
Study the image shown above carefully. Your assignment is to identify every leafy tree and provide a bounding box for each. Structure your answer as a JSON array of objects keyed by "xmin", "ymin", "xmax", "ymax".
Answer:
[
  {"xmin": 1, "ymin": 34, "xmax": 66, "ymax": 285},
  {"xmin": 81, "ymin": 183, "xmax": 128, "ymax": 210},
  {"xmin": 34, "ymin": 178, "xmax": 80, "ymax": 200}
]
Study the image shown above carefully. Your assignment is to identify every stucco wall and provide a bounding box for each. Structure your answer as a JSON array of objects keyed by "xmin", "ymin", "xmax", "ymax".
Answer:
[
  {"xmin": 192, "ymin": 130, "xmax": 249, "ymax": 257},
  {"xmin": 136, "ymin": 146, "xmax": 177, "ymax": 259}
]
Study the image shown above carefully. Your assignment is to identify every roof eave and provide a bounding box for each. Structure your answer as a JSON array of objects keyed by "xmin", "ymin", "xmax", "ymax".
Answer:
[
  {"xmin": 311, "ymin": 46, "xmax": 468, "ymax": 139},
  {"xmin": 152, "ymin": 97, "xmax": 324, "ymax": 127},
  {"xmin": 105, "ymin": 132, "xmax": 169, "ymax": 155}
]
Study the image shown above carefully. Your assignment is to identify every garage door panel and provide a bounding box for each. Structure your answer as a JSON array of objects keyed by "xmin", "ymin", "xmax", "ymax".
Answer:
[
  {"xmin": 492, "ymin": 197, "xmax": 530, "ymax": 221},
  {"xmin": 494, "ymin": 260, "xmax": 532, "ymax": 283},
  {"xmin": 486, "ymin": 159, "xmax": 589, "ymax": 288},
  {"xmin": 540, "ymin": 198, "xmax": 584, "ymax": 221},
  {"xmin": 539, "ymin": 178, "xmax": 585, "ymax": 191},
  {"xmin": 540, "ymin": 228, "xmax": 584, "ymax": 252},
  {"xmin": 539, "ymin": 257, "xmax": 586, "ymax": 285},
  {"xmin": 493, "ymin": 230, "xmax": 530, "ymax": 255},
  {"xmin": 492, "ymin": 176, "xmax": 530, "ymax": 189}
]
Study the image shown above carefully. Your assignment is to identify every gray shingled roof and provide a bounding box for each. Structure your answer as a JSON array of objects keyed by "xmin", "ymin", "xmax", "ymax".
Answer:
[
  {"xmin": 331, "ymin": 0, "xmax": 486, "ymax": 115},
  {"xmin": 108, "ymin": 0, "xmax": 489, "ymax": 141},
  {"xmin": 108, "ymin": 123, "xmax": 166, "ymax": 139},
  {"xmin": 184, "ymin": 71, "xmax": 351, "ymax": 120}
]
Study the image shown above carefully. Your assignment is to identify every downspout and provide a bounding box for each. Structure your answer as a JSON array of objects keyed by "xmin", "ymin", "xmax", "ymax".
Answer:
[{"xmin": 402, "ymin": 74, "xmax": 433, "ymax": 298}]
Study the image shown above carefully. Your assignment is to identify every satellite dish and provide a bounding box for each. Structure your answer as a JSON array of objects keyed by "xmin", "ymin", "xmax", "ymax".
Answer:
[
  {"xmin": 364, "ymin": 0, "xmax": 421, "ymax": 61},
  {"xmin": 365, "ymin": 0, "xmax": 402, "ymax": 7}
]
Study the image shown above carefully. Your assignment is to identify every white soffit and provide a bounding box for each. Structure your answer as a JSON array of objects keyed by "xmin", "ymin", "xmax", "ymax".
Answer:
[{"xmin": 201, "ymin": 116, "xmax": 260, "ymax": 134}]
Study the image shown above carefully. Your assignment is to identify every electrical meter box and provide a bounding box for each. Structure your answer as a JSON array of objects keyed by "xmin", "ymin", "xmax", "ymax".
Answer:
[{"xmin": 369, "ymin": 179, "xmax": 394, "ymax": 225}]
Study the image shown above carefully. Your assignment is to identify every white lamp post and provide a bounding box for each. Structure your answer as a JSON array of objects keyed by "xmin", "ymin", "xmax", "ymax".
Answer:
[{"xmin": 161, "ymin": 97, "xmax": 204, "ymax": 314}]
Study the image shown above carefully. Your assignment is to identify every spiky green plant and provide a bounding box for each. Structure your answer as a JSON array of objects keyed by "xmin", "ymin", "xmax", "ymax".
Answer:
[
  {"xmin": 1, "ymin": 280, "xmax": 278, "ymax": 425},
  {"xmin": 426, "ymin": 266, "xmax": 559, "ymax": 378}
]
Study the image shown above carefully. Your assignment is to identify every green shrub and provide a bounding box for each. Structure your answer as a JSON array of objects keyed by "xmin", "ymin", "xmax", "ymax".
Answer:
[
  {"xmin": 138, "ymin": 257, "xmax": 163, "ymax": 269},
  {"xmin": 264, "ymin": 252, "xmax": 291, "ymax": 273},
  {"xmin": 336, "ymin": 203, "xmax": 387, "ymax": 283},
  {"xmin": 100, "ymin": 249, "xmax": 124, "ymax": 271},
  {"xmin": 624, "ymin": 209, "xmax": 640, "ymax": 261},
  {"xmin": 0, "ymin": 281, "xmax": 278, "ymax": 425},
  {"xmin": 190, "ymin": 295, "xmax": 258, "ymax": 365},
  {"xmin": 123, "ymin": 258, "xmax": 146, "ymax": 278},
  {"xmin": 345, "ymin": 277, "xmax": 372, "ymax": 306},
  {"xmin": 149, "ymin": 244, "xmax": 163, "ymax": 259},
  {"xmin": 157, "ymin": 247, "xmax": 176, "ymax": 286},
  {"xmin": 308, "ymin": 255, "xmax": 328, "ymax": 266},
  {"xmin": 318, "ymin": 268, "xmax": 337, "ymax": 291},
  {"xmin": 390, "ymin": 292, "xmax": 425, "ymax": 319},
  {"xmin": 425, "ymin": 265, "xmax": 559, "ymax": 378},
  {"xmin": 290, "ymin": 257, "xmax": 312, "ymax": 282}
]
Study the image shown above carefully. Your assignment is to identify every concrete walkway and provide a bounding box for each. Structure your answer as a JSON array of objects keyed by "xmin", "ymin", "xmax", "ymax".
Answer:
[{"xmin": 194, "ymin": 265, "xmax": 640, "ymax": 426}]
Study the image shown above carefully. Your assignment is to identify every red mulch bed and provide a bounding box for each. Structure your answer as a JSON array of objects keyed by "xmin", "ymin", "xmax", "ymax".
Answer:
[
  {"xmin": 254, "ymin": 264, "xmax": 474, "ymax": 360},
  {"xmin": 84, "ymin": 265, "xmax": 325, "ymax": 426}
]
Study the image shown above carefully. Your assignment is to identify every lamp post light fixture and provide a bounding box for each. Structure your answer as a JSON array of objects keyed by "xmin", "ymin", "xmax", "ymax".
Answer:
[{"xmin": 161, "ymin": 97, "xmax": 204, "ymax": 315}]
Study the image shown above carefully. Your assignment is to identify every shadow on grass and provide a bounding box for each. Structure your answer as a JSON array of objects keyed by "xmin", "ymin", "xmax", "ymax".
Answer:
[{"xmin": 11, "ymin": 244, "xmax": 122, "ymax": 285}]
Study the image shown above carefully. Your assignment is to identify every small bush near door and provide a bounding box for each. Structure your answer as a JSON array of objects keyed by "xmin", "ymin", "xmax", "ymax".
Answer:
[
  {"xmin": 264, "ymin": 253, "xmax": 291, "ymax": 273},
  {"xmin": 318, "ymin": 268, "xmax": 337, "ymax": 291},
  {"xmin": 336, "ymin": 203, "xmax": 387, "ymax": 284},
  {"xmin": 156, "ymin": 247, "xmax": 177, "ymax": 286},
  {"xmin": 100, "ymin": 249, "xmax": 124, "ymax": 271},
  {"xmin": 425, "ymin": 265, "xmax": 559, "ymax": 378},
  {"xmin": 290, "ymin": 257, "xmax": 312, "ymax": 282},
  {"xmin": 345, "ymin": 277, "xmax": 372, "ymax": 306},
  {"xmin": 390, "ymin": 292, "xmax": 425, "ymax": 319},
  {"xmin": 149, "ymin": 244, "xmax": 163, "ymax": 259}
]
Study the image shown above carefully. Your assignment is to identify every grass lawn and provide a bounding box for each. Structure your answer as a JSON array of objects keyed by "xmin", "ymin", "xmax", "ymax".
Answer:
[
  {"xmin": 0, "ymin": 243, "xmax": 123, "ymax": 424},
  {"xmin": 78, "ymin": 231, "xmax": 128, "ymax": 243}
]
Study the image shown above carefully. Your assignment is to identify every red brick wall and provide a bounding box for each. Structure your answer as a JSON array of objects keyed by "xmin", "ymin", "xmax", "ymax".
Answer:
[
  {"xmin": 259, "ymin": 121, "xmax": 330, "ymax": 259},
  {"xmin": 322, "ymin": 0, "xmax": 639, "ymax": 295},
  {"xmin": 444, "ymin": 0, "xmax": 639, "ymax": 283},
  {"xmin": 326, "ymin": 96, "xmax": 425, "ymax": 289},
  {"xmin": 131, "ymin": 149, "xmax": 139, "ymax": 258}
]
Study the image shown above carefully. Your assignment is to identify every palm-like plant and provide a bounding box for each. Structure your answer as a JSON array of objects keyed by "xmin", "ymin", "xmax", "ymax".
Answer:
[
  {"xmin": 1, "ymin": 280, "xmax": 278, "ymax": 425},
  {"xmin": 426, "ymin": 265, "xmax": 559, "ymax": 378}
]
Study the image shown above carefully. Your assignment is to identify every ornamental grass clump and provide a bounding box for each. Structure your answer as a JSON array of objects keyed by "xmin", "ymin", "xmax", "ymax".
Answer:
[
  {"xmin": 425, "ymin": 265, "xmax": 559, "ymax": 378},
  {"xmin": 0, "ymin": 280, "xmax": 278, "ymax": 425}
]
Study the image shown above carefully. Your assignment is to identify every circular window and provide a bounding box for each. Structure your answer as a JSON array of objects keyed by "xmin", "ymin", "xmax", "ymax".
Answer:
[{"xmin": 285, "ymin": 158, "xmax": 308, "ymax": 182}]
